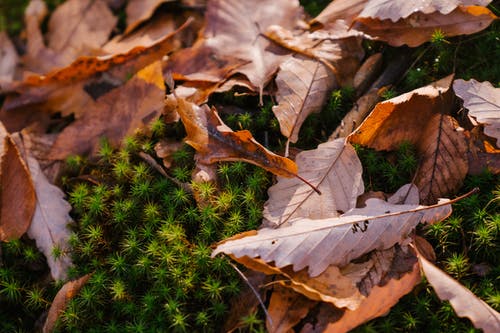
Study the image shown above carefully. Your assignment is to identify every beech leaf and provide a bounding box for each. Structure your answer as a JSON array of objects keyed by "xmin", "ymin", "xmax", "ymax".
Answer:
[
  {"xmin": 263, "ymin": 139, "xmax": 363, "ymax": 228},
  {"xmin": 453, "ymin": 78, "xmax": 500, "ymax": 147},
  {"xmin": 15, "ymin": 135, "xmax": 74, "ymax": 281},
  {"xmin": 272, "ymin": 56, "xmax": 336, "ymax": 144},
  {"xmin": 125, "ymin": 0, "xmax": 175, "ymax": 34},
  {"xmin": 0, "ymin": 32, "xmax": 19, "ymax": 83},
  {"xmin": 43, "ymin": 274, "xmax": 91, "ymax": 333},
  {"xmin": 213, "ymin": 194, "xmax": 452, "ymax": 277},
  {"xmin": 175, "ymin": 98, "xmax": 299, "ymax": 178},
  {"xmin": 0, "ymin": 123, "xmax": 36, "ymax": 241},
  {"xmin": 416, "ymin": 249, "xmax": 500, "ymax": 333}
]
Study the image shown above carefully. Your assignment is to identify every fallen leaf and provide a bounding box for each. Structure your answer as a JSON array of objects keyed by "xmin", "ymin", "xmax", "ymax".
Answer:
[
  {"xmin": 416, "ymin": 248, "xmax": 500, "ymax": 333},
  {"xmin": 312, "ymin": 0, "xmax": 367, "ymax": 27},
  {"xmin": 24, "ymin": 0, "xmax": 117, "ymax": 73},
  {"xmin": 43, "ymin": 274, "xmax": 92, "ymax": 333},
  {"xmin": 302, "ymin": 258, "xmax": 421, "ymax": 333},
  {"xmin": 213, "ymin": 194, "xmax": 452, "ymax": 277},
  {"xmin": 453, "ymin": 78, "xmax": 500, "ymax": 147},
  {"xmin": 0, "ymin": 123, "xmax": 36, "ymax": 241},
  {"xmin": 175, "ymin": 97, "xmax": 298, "ymax": 178},
  {"xmin": 272, "ymin": 56, "xmax": 336, "ymax": 144},
  {"xmin": 267, "ymin": 286, "xmax": 317, "ymax": 333},
  {"xmin": 49, "ymin": 61, "xmax": 165, "ymax": 159},
  {"xmin": 354, "ymin": 5, "xmax": 497, "ymax": 47},
  {"xmin": 262, "ymin": 139, "xmax": 363, "ymax": 228},
  {"xmin": 154, "ymin": 138, "xmax": 184, "ymax": 168},
  {"xmin": 14, "ymin": 134, "xmax": 73, "ymax": 281},
  {"xmin": 125, "ymin": 0, "xmax": 175, "ymax": 34},
  {"xmin": 415, "ymin": 114, "xmax": 469, "ymax": 204},
  {"xmin": 0, "ymin": 32, "xmax": 19, "ymax": 83}
]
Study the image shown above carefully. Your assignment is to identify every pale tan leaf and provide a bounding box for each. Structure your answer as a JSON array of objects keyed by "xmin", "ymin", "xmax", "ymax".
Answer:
[
  {"xmin": 125, "ymin": 0, "xmax": 175, "ymax": 34},
  {"xmin": 0, "ymin": 32, "xmax": 19, "ymax": 82},
  {"xmin": 14, "ymin": 134, "xmax": 74, "ymax": 280},
  {"xmin": 272, "ymin": 56, "xmax": 336, "ymax": 143},
  {"xmin": 0, "ymin": 123, "xmax": 36, "ymax": 242},
  {"xmin": 213, "ymin": 196, "xmax": 452, "ymax": 277},
  {"xmin": 312, "ymin": 0, "xmax": 366, "ymax": 27},
  {"xmin": 201, "ymin": 0, "xmax": 303, "ymax": 96},
  {"xmin": 43, "ymin": 274, "xmax": 91, "ymax": 333},
  {"xmin": 263, "ymin": 139, "xmax": 363, "ymax": 228},
  {"xmin": 454, "ymin": 78, "xmax": 500, "ymax": 147},
  {"xmin": 267, "ymin": 286, "xmax": 316, "ymax": 333},
  {"xmin": 416, "ymin": 250, "xmax": 500, "ymax": 333},
  {"xmin": 415, "ymin": 114, "xmax": 469, "ymax": 204},
  {"xmin": 357, "ymin": 0, "xmax": 492, "ymax": 21}
]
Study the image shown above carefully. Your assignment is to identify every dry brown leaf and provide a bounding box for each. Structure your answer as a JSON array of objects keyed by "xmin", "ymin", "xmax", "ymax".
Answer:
[
  {"xmin": 357, "ymin": 0, "xmax": 492, "ymax": 21},
  {"xmin": 174, "ymin": 0, "xmax": 302, "ymax": 99},
  {"xmin": 0, "ymin": 32, "xmax": 19, "ymax": 83},
  {"xmin": 0, "ymin": 123, "xmax": 36, "ymax": 241},
  {"xmin": 154, "ymin": 138, "xmax": 184, "ymax": 169},
  {"xmin": 348, "ymin": 75, "xmax": 454, "ymax": 150},
  {"xmin": 175, "ymin": 97, "xmax": 298, "ymax": 178},
  {"xmin": 213, "ymin": 194, "xmax": 452, "ymax": 277},
  {"xmin": 2, "ymin": 18, "xmax": 191, "ymax": 121},
  {"xmin": 272, "ymin": 56, "xmax": 336, "ymax": 144},
  {"xmin": 125, "ymin": 0, "xmax": 175, "ymax": 34},
  {"xmin": 24, "ymin": 0, "xmax": 116, "ymax": 73},
  {"xmin": 49, "ymin": 61, "xmax": 165, "ymax": 160},
  {"xmin": 312, "ymin": 0, "xmax": 367, "ymax": 27},
  {"xmin": 354, "ymin": 6, "xmax": 497, "ymax": 47},
  {"xmin": 13, "ymin": 134, "xmax": 73, "ymax": 280},
  {"xmin": 415, "ymin": 114, "xmax": 469, "ymax": 204},
  {"xmin": 43, "ymin": 274, "xmax": 92, "ymax": 333},
  {"xmin": 302, "ymin": 259, "xmax": 421, "ymax": 333},
  {"xmin": 267, "ymin": 286, "xmax": 317, "ymax": 333},
  {"xmin": 263, "ymin": 139, "xmax": 364, "ymax": 228},
  {"xmin": 416, "ymin": 248, "xmax": 500, "ymax": 333},
  {"xmin": 454, "ymin": 78, "xmax": 500, "ymax": 147}
]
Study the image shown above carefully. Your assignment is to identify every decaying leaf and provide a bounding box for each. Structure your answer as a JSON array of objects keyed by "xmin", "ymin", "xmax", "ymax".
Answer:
[
  {"xmin": 302, "ymin": 258, "xmax": 421, "ymax": 333},
  {"xmin": 349, "ymin": 75, "xmax": 469, "ymax": 203},
  {"xmin": 415, "ymin": 114, "xmax": 469, "ymax": 203},
  {"xmin": 0, "ymin": 32, "xmax": 19, "ymax": 83},
  {"xmin": 454, "ymin": 78, "xmax": 500, "ymax": 147},
  {"xmin": 125, "ymin": 0, "xmax": 175, "ymax": 34},
  {"xmin": 14, "ymin": 134, "xmax": 73, "ymax": 281},
  {"xmin": 49, "ymin": 61, "xmax": 165, "ymax": 159},
  {"xmin": 416, "ymin": 249, "xmax": 500, "ymax": 333},
  {"xmin": 43, "ymin": 274, "xmax": 92, "ymax": 333},
  {"xmin": 272, "ymin": 56, "xmax": 336, "ymax": 144},
  {"xmin": 267, "ymin": 286, "xmax": 317, "ymax": 333},
  {"xmin": 213, "ymin": 194, "xmax": 452, "ymax": 277},
  {"xmin": 263, "ymin": 139, "xmax": 363, "ymax": 228},
  {"xmin": 0, "ymin": 123, "xmax": 36, "ymax": 241},
  {"xmin": 175, "ymin": 97, "xmax": 298, "ymax": 178},
  {"xmin": 154, "ymin": 138, "xmax": 184, "ymax": 168}
]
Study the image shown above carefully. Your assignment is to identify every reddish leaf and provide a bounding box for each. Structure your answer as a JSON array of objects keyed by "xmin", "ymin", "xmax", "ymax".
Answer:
[
  {"xmin": 267, "ymin": 286, "xmax": 316, "ymax": 333},
  {"xmin": 0, "ymin": 123, "xmax": 36, "ymax": 241},
  {"xmin": 176, "ymin": 97, "xmax": 298, "ymax": 178},
  {"xmin": 125, "ymin": 0, "xmax": 175, "ymax": 34}
]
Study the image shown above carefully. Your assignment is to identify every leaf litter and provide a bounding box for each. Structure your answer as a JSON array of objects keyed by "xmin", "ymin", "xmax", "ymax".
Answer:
[{"xmin": 0, "ymin": 0, "xmax": 499, "ymax": 331}]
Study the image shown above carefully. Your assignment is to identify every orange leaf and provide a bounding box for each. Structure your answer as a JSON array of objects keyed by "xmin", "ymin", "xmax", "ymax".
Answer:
[{"xmin": 176, "ymin": 98, "xmax": 298, "ymax": 178}]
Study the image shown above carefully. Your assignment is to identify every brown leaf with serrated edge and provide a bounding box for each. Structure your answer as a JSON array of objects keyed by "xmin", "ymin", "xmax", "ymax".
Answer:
[
  {"xmin": 48, "ymin": 61, "xmax": 165, "ymax": 160},
  {"xmin": 272, "ymin": 56, "xmax": 336, "ymax": 144},
  {"xmin": 354, "ymin": 6, "xmax": 497, "ymax": 47},
  {"xmin": 2, "ymin": 18, "xmax": 191, "ymax": 123},
  {"xmin": 213, "ymin": 186, "xmax": 452, "ymax": 277},
  {"xmin": 415, "ymin": 246, "xmax": 500, "ymax": 333},
  {"xmin": 24, "ymin": 0, "xmax": 117, "ymax": 74},
  {"xmin": 267, "ymin": 286, "xmax": 317, "ymax": 333},
  {"xmin": 301, "ymin": 258, "xmax": 421, "ymax": 333},
  {"xmin": 263, "ymin": 139, "xmax": 363, "ymax": 228},
  {"xmin": 125, "ymin": 0, "xmax": 175, "ymax": 34},
  {"xmin": 415, "ymin": 114, "xmax": 468, "ymax": 204},
  {"xmin": 454, "ymin": 78, "xmax": 500, "ymax": 147},
  {"xmin": 0, "ymin": 123, "xmax": 36, "ymax": 241},
  {"xmin": 348, "ymin": 75, "xmax": 454, "ymax": 150},
  {"xmin": 43, "ymin": 274, "xmax": 91, "ymax": 333},
  {"xmin": 176, "ymin": 97, "xmax": 298, "ymax": 178}
]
